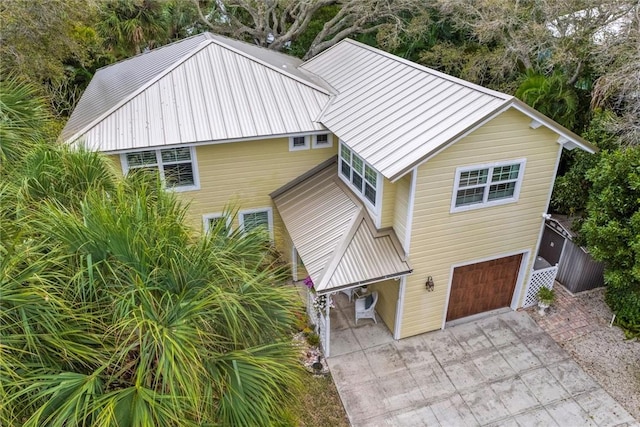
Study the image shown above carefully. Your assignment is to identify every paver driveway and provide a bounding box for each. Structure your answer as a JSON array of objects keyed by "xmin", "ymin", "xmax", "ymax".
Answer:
[{"xmin": 327, "ymin": 311, "xmax": 637, "ymax": 426}]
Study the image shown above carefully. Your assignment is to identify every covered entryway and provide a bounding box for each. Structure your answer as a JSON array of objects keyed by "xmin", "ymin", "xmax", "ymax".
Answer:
[
  {"xmin": 272, "ymin": 158, "xmax": 412, "ymax": 356},
  {"xmin": 446, "ymin": 254, "xmax": 523, "ymax": 321}
]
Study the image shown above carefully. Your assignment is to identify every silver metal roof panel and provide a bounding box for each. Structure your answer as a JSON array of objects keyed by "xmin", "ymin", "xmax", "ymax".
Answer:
[
  {"xmin": 272, "ymin": 158, "xmax": 412, "ymax": 294},
  {"xmin": 301, "ymin": 40, "xmax": 511, "ymax": 181},
  {"xmin": 62, "ymin": 34, "xmax": 331, "ymax": 151}
]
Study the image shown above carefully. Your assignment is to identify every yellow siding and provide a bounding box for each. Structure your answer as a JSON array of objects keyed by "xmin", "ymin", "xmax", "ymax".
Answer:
[
  {"xmin": 400, "ymin": 109, "xmax": 561, "ymax": 338},
  {"xmin": 380, "ymin": 177, "xmax": 397, "ymax": 228},
  {"xmin": 369, "ymin": 279, "xmax": 399, "ymax": 331},
  {"xmin": 185, "ymin": 138, "xmax": 337, "ymax": 249},
  {"xmin": 393, "ymin": 173, "xmax": 411, "ymax": 249},
  {"xmin": 111, "ymin": 138, "xmax": 337, "ymax": 253},
  {"xmin": 107, "ymin": 155, "xmax": 122, "ymax": 175}
]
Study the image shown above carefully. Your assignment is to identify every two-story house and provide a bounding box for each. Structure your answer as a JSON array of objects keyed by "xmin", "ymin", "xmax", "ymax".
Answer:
[{"xmin": 61, "ymin": 33, "xmax": 594, "ymax": 354}]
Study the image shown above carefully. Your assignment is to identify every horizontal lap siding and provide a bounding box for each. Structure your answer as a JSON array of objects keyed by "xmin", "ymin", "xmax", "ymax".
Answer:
[
  {"xmin": 187, "ymin": 139, "xmax": 337, "ymax": 249},
  {"xmin": 400, "ymin": 109, "xmax": 561, "ymax": 338},
  {"xmin": 370, "ymin": 279, "xmax": 399, "ymax": 330},
  {"xmin": 393, "ymin": 174, "xmax": 411, "ymax": 249},
  {"xmin": 380, "ymin": 177, "xmax": 397, "ymax": 228},
  {"xmin": 111, "ymin": 139, "xmax": 337, "ymax": 252}
]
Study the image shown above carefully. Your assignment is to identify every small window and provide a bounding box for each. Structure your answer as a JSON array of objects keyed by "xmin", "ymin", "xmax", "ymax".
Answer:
[
  {"xmin": 122, "ymin": 147, "xmax": 198, "ymax": 191},
  {"xmin": 338, "ymin": 141, "xmax": 381, "ymax": 208},
  {"xmin": 451, "ymin": 159, "xmax": 526, "ymax": 212},
  {"xmin": 203, "ymin": 213, "xmax": 231, "ymax": 235},
  {"xmin": 312, "ymin": 133, "xmax": 333, "ymax": 148},
  {"xmin": 289, "ymin": 136, "xmax": 309, "ymax": 151},
  {"xmin": 239, "ymin": 208, "xmax": 273, "ymax": 237}
]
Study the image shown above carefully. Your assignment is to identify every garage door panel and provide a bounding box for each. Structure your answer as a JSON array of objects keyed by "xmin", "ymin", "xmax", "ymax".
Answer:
[{"xmin": 446, "ymin": 254, "xmax": 523, "ymax": 322}]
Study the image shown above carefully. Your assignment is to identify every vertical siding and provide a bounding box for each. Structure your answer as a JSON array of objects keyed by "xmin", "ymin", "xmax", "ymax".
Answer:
[
  {"xmin": 393, "ymin": 173, "xmax": 411, "ymax": 249},
  {"xmin": 556, "ymin": 243, "xmax": 605, "ymax": 293},
  {"xmin": 400, "ymin": 109, "xmax": 561, "ymax": 338},
  {"xmin": 369, "ymin": 279, "xmax": 399, "ymax": 331},
  {"xmin": 380, "ymin": 177, "xmax": 397, "ymax": 227}
]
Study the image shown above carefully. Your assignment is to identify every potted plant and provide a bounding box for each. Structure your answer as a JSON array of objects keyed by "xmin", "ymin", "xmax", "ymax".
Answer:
[{"xmin": 537, "ymin": 286, "xmax": 556, "ymax": 315}]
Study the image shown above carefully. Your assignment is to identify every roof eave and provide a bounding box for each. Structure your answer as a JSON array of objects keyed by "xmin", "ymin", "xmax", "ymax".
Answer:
[
  {"xmin": 314, "ymin": 269, "xmax": 413, "ymax": 296},
  {"xmin": 510, "ymin": 99, "xmax": 597, "ymax": 154},
  {"xmin": 386, "ymin": 99, "xmax": 597, "ymax": 182}
]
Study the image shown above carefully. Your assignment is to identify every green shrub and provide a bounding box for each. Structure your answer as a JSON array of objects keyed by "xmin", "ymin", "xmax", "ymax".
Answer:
[
  {"xmin": 537, "ymin": 286, "xmax": 556, "ymax": 304},
  {"xmin": 306, "ymin": 332, "xmax": 320, "ymax": 347}
]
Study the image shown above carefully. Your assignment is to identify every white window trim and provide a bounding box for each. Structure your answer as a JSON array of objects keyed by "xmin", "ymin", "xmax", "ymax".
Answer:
[
  {"xmin": 120, "ymin": 146, "xmax": 200, "ymax": 192},
  {"xmin": 203, "ymin": 213, "xmax": 232, "ymax": 235},
  {"xmin": 288, "ymin": 135, "xmax": 310, "ymax": 151},
  {"xmin": 338, "ymin": 140, "xmax": 382, "ymax": 217},
  {"xmin": 312, "ymin": 133, "xmax": 334, "ymax": 149},
  {"xmin": 238, "ymin": 207, "xmax": 274, "ymax": 238},
  {"xmin": 450, "ymin": 158, "xmax": 527, "ymax": 213}
]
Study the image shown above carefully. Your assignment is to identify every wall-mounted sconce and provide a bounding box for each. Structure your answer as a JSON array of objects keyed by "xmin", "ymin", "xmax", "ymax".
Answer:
[{"xmin": 425, "ymin": 276, "xmax": 435, "ymax": 292}]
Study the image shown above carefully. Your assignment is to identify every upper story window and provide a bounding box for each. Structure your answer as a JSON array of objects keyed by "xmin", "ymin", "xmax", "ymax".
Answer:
[
  {"xmin": 339, "ymin": 141, "xmax": 380, "ymax": 208},
  {"xmin": 289, "ymin": 133, "xmax": 333, "ymax": 151},
  {"xmin": 289, "ymin": 136, "xmax": 310, "ymax": 151},
  {"xmin": 122, "ymin": 147, "xmax": 199, "ymax": 191},
  {"xmin": 312, "ymin": 133, "xmax": 333, "ymax": 149},
  {"xmin": 451, "ymin": 159, "xmax": 526, "ymax": 212}
]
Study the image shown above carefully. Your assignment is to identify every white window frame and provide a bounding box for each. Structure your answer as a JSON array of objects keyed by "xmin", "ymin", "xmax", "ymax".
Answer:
[
  {"xmin": 312, "ymin": 133, "xmax": 333, "ymax": 149},
  {"xmin": 203, "ymin": 213, "xmax": 232, "ymax": 235},
  {"xmin": 238, "ymin": 207, "xmax": 274, "ymax": 238},
  {"xmin": 338, "ymin": 141, "xmax": 382, "ymax": 213},
  {"xmin": 450, "ymin": 158, "xmax": 526, "ymax": 213},
  {"xmin": 120, "ymin": 146, "xmax": 200, "ymax": 192},
  {"xmin": 288, "ymin": 135, "xmax": 310, "ymax": 151}
]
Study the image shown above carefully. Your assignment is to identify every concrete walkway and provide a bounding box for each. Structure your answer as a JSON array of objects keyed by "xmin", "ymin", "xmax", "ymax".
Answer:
[{"xmin": 327, "ymin": 309, "xmax": 637, "ymax": 426}]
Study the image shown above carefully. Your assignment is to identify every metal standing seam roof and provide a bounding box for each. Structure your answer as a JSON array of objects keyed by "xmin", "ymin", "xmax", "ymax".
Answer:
[
  {"xmin": 271, "ymin": 158, "xmax": 412, "ymax": 295},
  {"xmin": 301, "ymin": 39, "xmax": 595, "ymax": 182},
  {"xmin": 61, "ymin": 33, "xmax": 332, "ymax": 151}
]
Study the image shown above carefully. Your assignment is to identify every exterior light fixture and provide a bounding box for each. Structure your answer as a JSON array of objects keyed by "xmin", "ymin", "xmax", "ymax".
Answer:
[{"xmin": 425, "ymin": 276, "xmax": 435, "ymax": 292}]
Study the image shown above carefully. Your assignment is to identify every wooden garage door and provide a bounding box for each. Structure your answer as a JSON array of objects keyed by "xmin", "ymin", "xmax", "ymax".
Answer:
[{"xmin": 446, "ymin": 254, "xmax": 523, "ymax": 322}]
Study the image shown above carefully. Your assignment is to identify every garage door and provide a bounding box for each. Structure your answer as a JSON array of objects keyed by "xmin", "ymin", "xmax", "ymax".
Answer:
[{"xmin": 446, "ymin": 254, "xmax": 523, "ymax": 322}]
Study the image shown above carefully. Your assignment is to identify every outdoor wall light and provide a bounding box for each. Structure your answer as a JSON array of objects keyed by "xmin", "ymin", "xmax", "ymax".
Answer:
[{"xmin": 425, "ymin": 276, "xmax": 435, "ymax": 292}]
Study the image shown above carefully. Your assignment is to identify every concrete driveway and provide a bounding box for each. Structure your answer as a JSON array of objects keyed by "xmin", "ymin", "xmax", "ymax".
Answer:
[{"xmin": 327, "ymin": 311, "xmax": 637, "ymax": 426}]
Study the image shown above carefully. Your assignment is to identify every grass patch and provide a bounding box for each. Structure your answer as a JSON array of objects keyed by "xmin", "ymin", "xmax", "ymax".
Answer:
[{"xmin": 295, "ymin": 373, "xmax": 349, "ymax": 427}]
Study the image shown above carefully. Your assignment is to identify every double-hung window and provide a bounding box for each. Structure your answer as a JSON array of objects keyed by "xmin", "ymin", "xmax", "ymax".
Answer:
[
  {"xmin": 122, "ymin": 147, "xmax": 198, "ymax": 191},
  {"xmin": 451, "ymin": 159, "xmax": 526, "ymax": 212},
  {"xmin": 339, "ymin": 142, "xmax": 380, "ymax": 207}
]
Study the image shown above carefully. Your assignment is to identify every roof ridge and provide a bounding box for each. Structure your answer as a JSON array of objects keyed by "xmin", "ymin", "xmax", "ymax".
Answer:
[
  {"xmin": 94, "ymin": 33, "xmax": 213, "ymax": 72},
  {"xmin": 208, "ymin": 35, "xmax": 332, "ymax": 96},
  {"xmin": 339, "ymin": 39, "xmax": 512, "ymax": 101},
  {"xmin": 64, "ymin": 39, "xmax": 214, "ymax": 144},
  {"xmin": 315, "ymin": 210, "xmax": 366, "ymax": 291}
]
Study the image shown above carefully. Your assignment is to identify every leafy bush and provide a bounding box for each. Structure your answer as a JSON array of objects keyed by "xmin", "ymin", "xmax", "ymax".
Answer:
[{"xmin": 581, "ymin": 146, "xmax": 640, "ymax": 338}]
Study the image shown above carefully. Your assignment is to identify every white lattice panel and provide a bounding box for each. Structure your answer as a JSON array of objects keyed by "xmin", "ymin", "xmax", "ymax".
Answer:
[{"xmin": 523, "ymin": 266, "xmax": 559, "ymax": 307}]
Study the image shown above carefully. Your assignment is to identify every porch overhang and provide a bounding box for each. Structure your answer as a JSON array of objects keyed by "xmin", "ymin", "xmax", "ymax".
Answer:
[{"xmin": 271, "ymin": 157, "xmax": 413, "ymax": 295}]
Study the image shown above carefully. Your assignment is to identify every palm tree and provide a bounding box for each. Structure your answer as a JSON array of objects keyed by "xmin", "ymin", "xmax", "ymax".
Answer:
[
  {"xmin": 0, "ymin": 77, "xmax": 52, "ymax": 166},
  {"xmin": 516, "ymin": 70, "xmax": 579, "ymax": 130},
  {"xmin": 96, "ymin": 0, "xmax": 171, "ymax": 57},
  {"xmin": 2, "ymin": 146, "xmax": 304, "ymax": 426}
]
